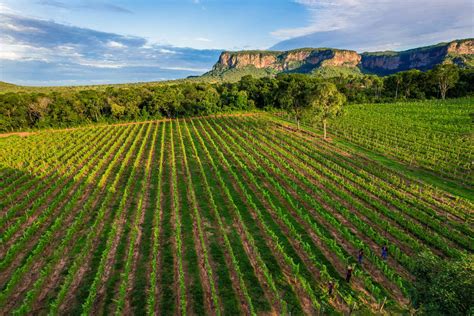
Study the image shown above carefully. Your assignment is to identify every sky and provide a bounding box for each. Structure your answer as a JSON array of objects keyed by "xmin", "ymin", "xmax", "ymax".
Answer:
[{"xmin": 0, "ymin": 0, "xmax": 472, "ymax": 86}]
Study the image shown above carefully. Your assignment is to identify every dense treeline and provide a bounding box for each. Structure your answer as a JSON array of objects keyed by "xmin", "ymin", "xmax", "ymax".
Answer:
[{"xmin": 1, "ymin": 64, "xmax": 472, "ymax": 132}]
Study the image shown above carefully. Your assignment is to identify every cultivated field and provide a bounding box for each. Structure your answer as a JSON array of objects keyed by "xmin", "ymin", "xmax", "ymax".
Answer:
[
  {"xmin": 330, "ymin": 98, "xmax": 474, "ymax": 184},
  {"xmin": 0, "ymin": 114, "xmax": 472, "ymax": 315}
]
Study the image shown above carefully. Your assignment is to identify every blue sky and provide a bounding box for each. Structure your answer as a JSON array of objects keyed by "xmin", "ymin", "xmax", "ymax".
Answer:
[{"xmin": 1, "ymin": 0, "xmax": 472, "ymax": 85}]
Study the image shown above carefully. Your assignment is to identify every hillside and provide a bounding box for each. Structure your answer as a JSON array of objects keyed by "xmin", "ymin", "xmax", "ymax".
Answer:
[{"xmin": 203, "ymin": 39, "xmax": 474, "ymax": 81}]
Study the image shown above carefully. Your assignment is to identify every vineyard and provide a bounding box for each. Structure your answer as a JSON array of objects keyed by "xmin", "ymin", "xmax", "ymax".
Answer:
[
  {"xmin": 330, "ymin": 98, "xmax": 474, "ymax": 184},
  {"xmin": 0, "ymin": 113, "xmax": 473, "ymax": 315}
]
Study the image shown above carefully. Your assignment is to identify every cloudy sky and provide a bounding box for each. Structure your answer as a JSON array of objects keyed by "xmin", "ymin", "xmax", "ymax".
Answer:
[{"xmin": 0, "ymin": 0, "xmax": 472, "ymax": 86}]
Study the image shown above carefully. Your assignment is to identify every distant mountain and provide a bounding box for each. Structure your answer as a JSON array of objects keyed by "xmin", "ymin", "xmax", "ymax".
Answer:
[{"xmin": 203, "ymin": 39, "xmax": 473, "ymax": 81}]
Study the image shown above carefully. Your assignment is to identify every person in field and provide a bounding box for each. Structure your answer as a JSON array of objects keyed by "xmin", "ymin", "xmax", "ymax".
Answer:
[
  {"xmin": 381, "ymin": 245, "xmax": 388, "ymax": 260},
  {"xmin": 357, "ymin": 249, "xmax": 364, "ymax": 264},
  {"xmin": 328, "ymin": 281, "xmax": 334, "ymax": 296},
  {"xmin": 346, "ymin": 265, "xmax": 353, "ymax": 282}
]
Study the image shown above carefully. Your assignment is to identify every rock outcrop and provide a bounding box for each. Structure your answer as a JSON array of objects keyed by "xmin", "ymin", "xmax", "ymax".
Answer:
[
  {"xmin": 206, "ymin": 39, "xmax": 473, "ymax": 80},
  {"xmin": 360, "ymin": 39, "xmax": 474, "ymax": 75},
  {"xmin": 213, "ymin": 48, "xmax": 361, "ymax": 73}
]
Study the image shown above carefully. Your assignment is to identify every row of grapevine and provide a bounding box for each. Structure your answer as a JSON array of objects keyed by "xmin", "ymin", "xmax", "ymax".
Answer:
[
  {"xmin": 48, "ymin": 123, "xmax": 146, "ymax": 314},
  {"xmin": 169, "ymin": 120, "xmax": 188, "ymax": 315},
  {"xmin": 262, "ymin": 117, "xmax": 472, "ymax": 255},
  {"xmin": 211, "ymin": 118, "xmax": 395, "ymax": 305},
  {"xmin": 1, "ymin": 113, "xmax": 470, "ymax": 315},
  {"xmin": 198, "ymin": 118, "xmax": 331, "ymax": 314}
]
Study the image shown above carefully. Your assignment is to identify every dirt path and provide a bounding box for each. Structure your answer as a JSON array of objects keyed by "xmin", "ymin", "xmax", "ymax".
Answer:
[
  {"xmin": 279, "ymin": 123, "xmax": 472, "ymax": 231},
  {"xmin": 233, "ymin": 118, "xmax": 416, "ymax": 276},
  {"xmin": 93, "ymin": 125, "xmax": 153, "ymax": 315},
  {"xmin": 191, "ymin": 118, "xmax": 278, "ymax": 315},
  {"xmin": 0, "ymin": 126, "xmax": 109, "ymax": 218},
  {"xmin": 0, "ymin": 126, "xmax": 115, "ymax": 245},
  {"xmin": 56, "ymin": 125, "xmax": 146, "ymax": 314}
]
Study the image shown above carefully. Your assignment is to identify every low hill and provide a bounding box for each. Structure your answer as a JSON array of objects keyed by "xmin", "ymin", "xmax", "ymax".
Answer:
[{"xmin": 203, "ymin": 39, "xmax": 473, "ymax": 81}]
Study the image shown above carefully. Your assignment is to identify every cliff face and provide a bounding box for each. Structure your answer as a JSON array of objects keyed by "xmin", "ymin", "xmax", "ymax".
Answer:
[
  {"xmin": 217, "ymin": 52, "xmax": 278, "ymax": 69},
  {"xmin": 207, "ymin": 39, "xmax": 473, "ymax": 79},
  {"xmin": 360, "ymin": 39, "xmax": 474, "ymax": 75},
  {"xmin": 214, "ymin": 48, "xmax": 361, "ymax": 73},
  {"xmin": 447, "ymin": 40, "xmax": 474, "ymax": 55}
]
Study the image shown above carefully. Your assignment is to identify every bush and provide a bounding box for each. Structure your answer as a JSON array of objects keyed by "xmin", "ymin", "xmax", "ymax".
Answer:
[{"xmin": 411, "ymin": 252, "xmax": 474, "ymax": 315}]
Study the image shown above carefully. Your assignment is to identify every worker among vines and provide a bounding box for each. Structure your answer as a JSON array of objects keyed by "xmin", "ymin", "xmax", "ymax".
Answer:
[
  {"xmin": 346, "ymin": 265, "xmax": 353, "ymax": 282},
  {"xmin": 381, "ymin": 245, "xmax": 388, "ymax": 260},
  {"xmin": 357, "ymin": 249, "xmax": 364, "ymax": 264},
  {"xmin": 327, "ymin": 281, "xmax": 334, "ymax": 296}
]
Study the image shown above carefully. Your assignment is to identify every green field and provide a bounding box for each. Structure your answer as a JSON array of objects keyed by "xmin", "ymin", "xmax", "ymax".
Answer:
[
  {"xmin": 0, "ymin": 104, "xmax": 472, "ymax": 314},
  {"xmin": 330, "ymin": 98, "xmax": 474, "ymax": 185}
]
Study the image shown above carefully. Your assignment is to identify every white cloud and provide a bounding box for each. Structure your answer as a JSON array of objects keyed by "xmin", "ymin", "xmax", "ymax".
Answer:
[
  {"xmin": 0, "ymin": 11, "xmax": 221, "ymax": 84},
  {"xmin": 194, "ymin": 37, "xmax": 212, "ymax": 42},
  {"xmin": 0, "ymin": 22, "xmax": 41, "ymax": 32},
  {"xmin": 0, "ymin": 36, "xmax": 51, "ymax": 61},
  {"xmin": 271, "ymin": 0, "xmax": 474, "ymax": 51},
  {"xmin": 77, "ymin": 60, "xmax": 126, "ymax": 68},
  {"xmin": 163, "ymin": 66, "xmax": 209, "ymax": 72},
  {"xmin": 106, "ymin": 40, "xmax": 126, "ymax": 48},
  {"xmin": 0, "ymin": 3, "xmax": 16, "ymax": 14},
  {"xmin": 0, "ymin": 50, "xmax": 21, "ymax": 60},
  {"xmin": 158, "ymin": 48, "xmax": 176, "ymax": 54},
  {"xmin": 272, "ymin": 0, "xmax": 364, "ymax": 39}
]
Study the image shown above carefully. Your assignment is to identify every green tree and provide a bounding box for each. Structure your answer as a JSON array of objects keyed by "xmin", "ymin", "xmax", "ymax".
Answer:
[
  {"xmin": 431, "ymin": 64, "xmax": 460, "ymax": 99},
  {"xmin": 371, "ymin": 76, "xmax": 384, "ymax": 99},
  {"xmin": 304, "ymin": 82, "xmax": 345, "ymax": 139},
  {"xmin": 277, "ymin": 74, "xmax": 316, "ymax": 129},
  {"xmin": 109, "ymin": 99, "xmax": 126, "ymax": 118},
  {"xmin": 27, "ymin": 95, "xmax": 51, "ymax": 126},
  {"xmin": 411, "ymin": 252, "xmax": 473, "ymax": 315}
]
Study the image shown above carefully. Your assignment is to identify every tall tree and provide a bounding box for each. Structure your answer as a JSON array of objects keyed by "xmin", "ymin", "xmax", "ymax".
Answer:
[
  {"xmin": 304, "ymin": 82, "xmax": 345, "ymax": 139},
  {"xmin": 277, "ymin": 74, "xmax": 315, "ymax": 129},
  {"xmin": 431, "ymin": 64, "xmax": 460, "ymax": 99}
]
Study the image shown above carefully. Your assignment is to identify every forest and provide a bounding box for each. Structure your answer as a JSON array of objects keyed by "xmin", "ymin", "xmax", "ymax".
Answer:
[{"xmin": 0, "ymin": 64, "xmax": 472, "ymax": 132}]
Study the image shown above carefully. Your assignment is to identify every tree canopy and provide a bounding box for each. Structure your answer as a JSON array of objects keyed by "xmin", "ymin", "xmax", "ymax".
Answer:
[
  {"xmin": 303, "ymin": 82, "xmax": 346, "ymax": 139},
  {"xmin": 411, "ymin": 252, "xmax": 473, "ymax": 315},
  {"xmin": 0, "ymin": 66, "xmax": 472, "ymax": 132}
]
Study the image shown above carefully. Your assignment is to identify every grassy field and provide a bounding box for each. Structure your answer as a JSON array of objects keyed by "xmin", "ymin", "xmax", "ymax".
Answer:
[{"xmin": 0, "ymin": 112, "xmax": 472, "ymax": 315}]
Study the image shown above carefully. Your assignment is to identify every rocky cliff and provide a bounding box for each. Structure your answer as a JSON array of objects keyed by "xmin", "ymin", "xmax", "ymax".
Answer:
[
  {"xmin": 360, "ymin": 39, "xmax": 474, "ymax": 75},
  {"xmin": 213, "ymin": 48, "xmax": 361, "ymax": 73},
  {"xmin": 205, "ymin": 39, "xmax": 473, "ymax": 80}
]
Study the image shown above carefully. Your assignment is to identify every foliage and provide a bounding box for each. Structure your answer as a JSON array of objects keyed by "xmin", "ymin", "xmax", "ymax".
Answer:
[
  {"xmin": 303, "ymin": 82, "xmax": 346, "ymax": 138},
  {"xmin": 0, "ymin": 66, "xmax": 473, "ymax": 132},
  {"xmin": 276, "ymin": 74, "xmax": 318, "ymax": 128},
  {"xmin": 411, "ymin": 252, "xmax": 474, "ymax": 315},
  {"xmin": 1, "ymin": 114, "xmax": 472, "ymax": 314},
  {"xmin": 431, "ymin": 64, "xmax": 460, "ymax": 99},
  {"xmin": 329, "ymin": 98, "xmax": 474, "ymax": 184}
]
